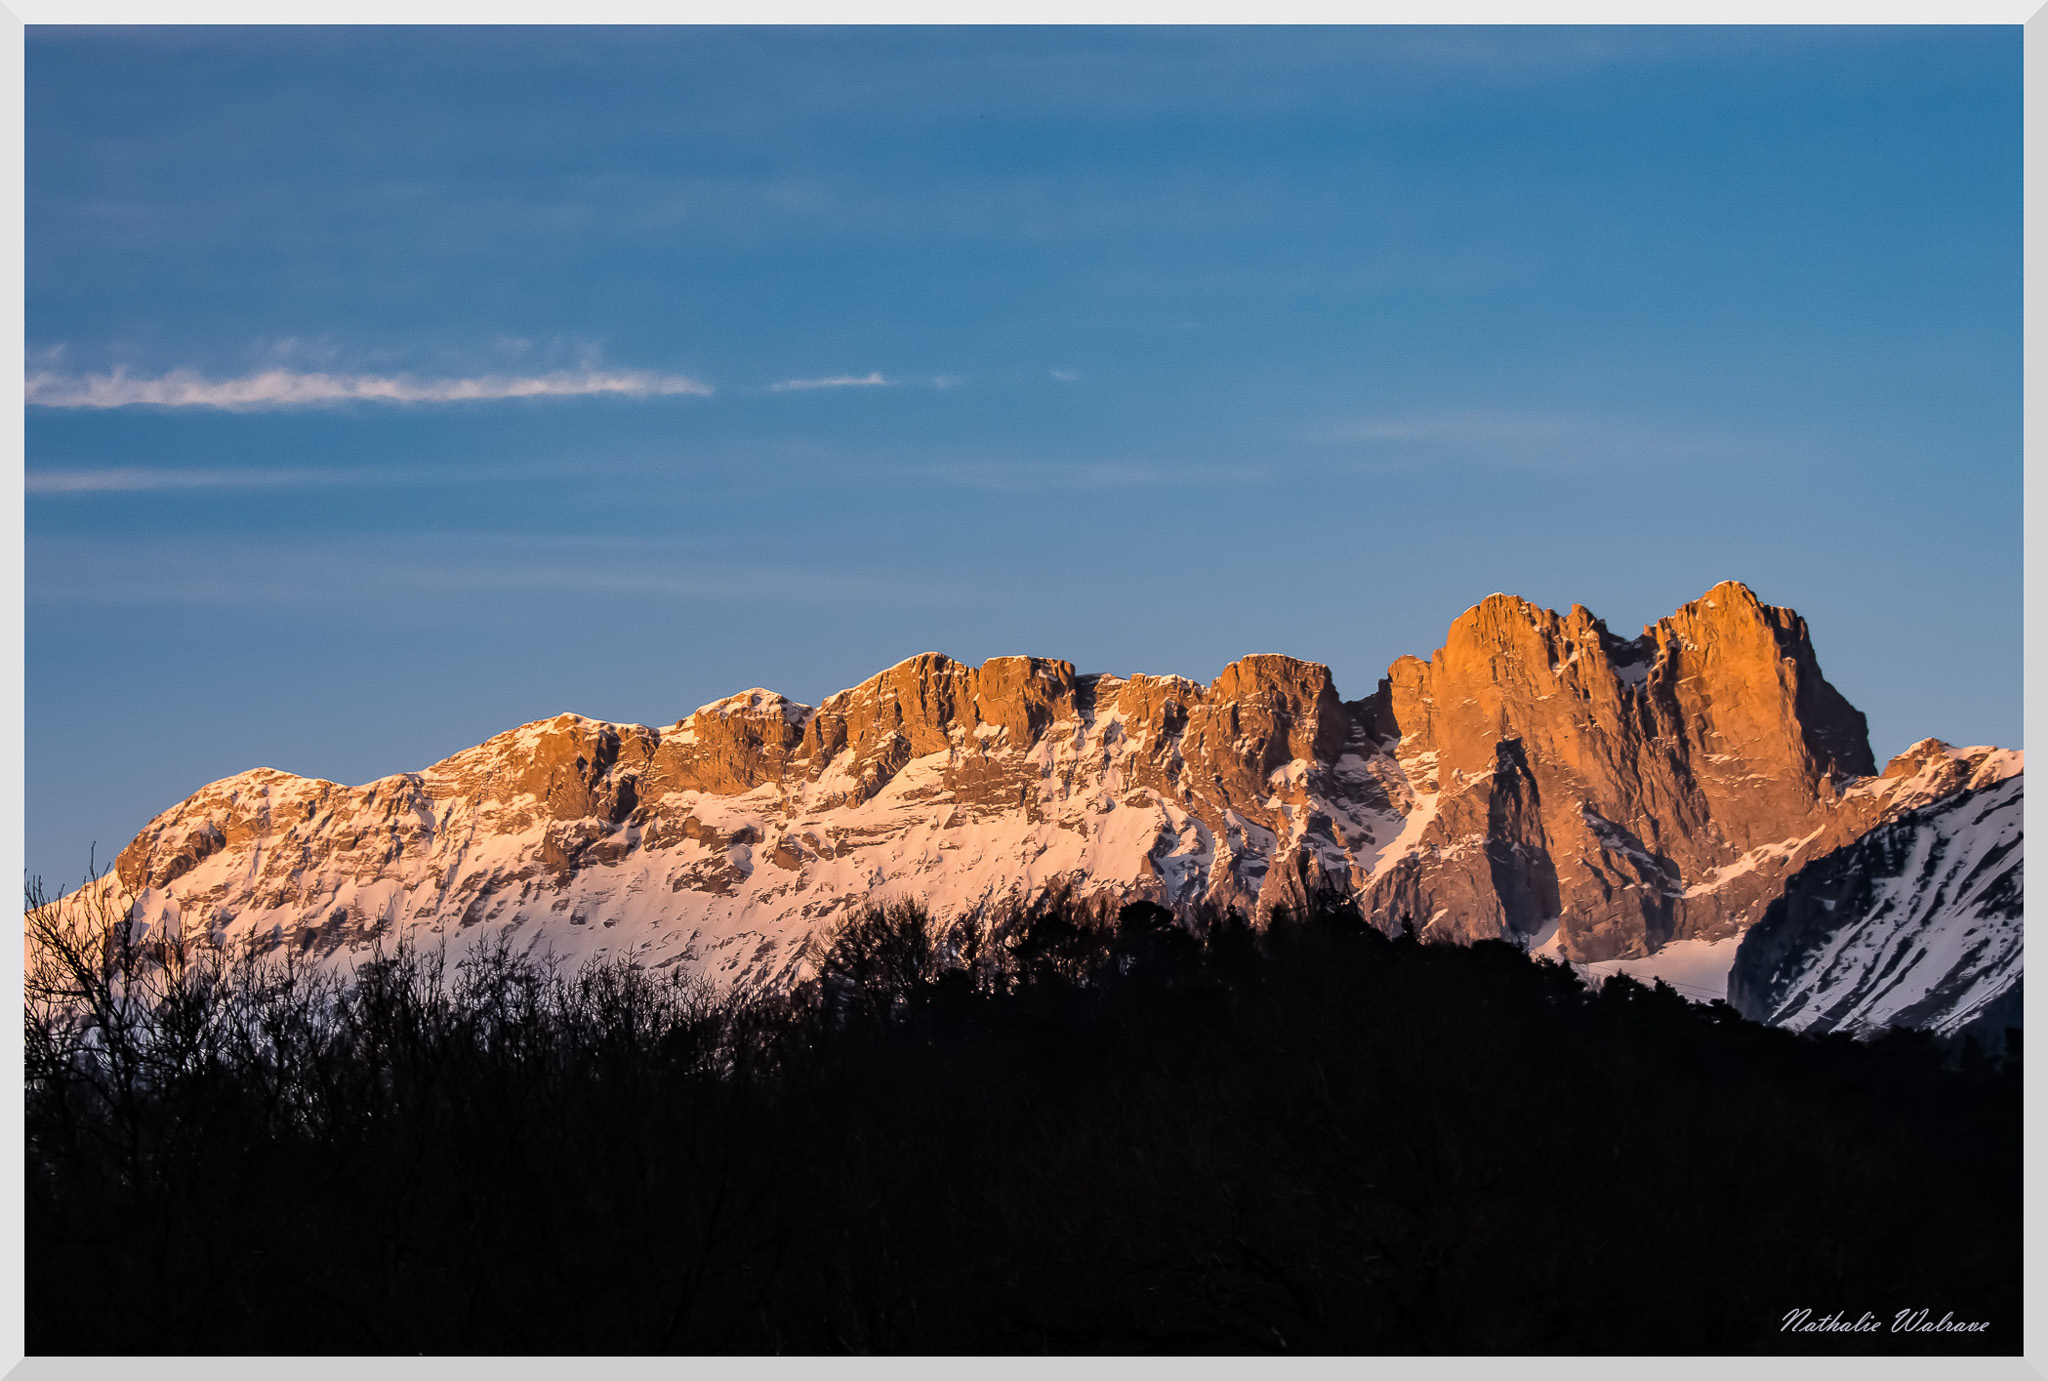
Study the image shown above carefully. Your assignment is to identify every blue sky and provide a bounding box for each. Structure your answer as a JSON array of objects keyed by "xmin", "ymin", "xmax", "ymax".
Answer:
[{"xmin": 26, "ymin": 25, "xmax": 2020, "ymax": 887}]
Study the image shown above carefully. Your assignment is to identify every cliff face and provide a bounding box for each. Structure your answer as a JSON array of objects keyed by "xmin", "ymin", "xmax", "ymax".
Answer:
[
  {"xmin": 107, "ymin": 649, "xmax": 1386, "ymax": 989},
  {"xmin": 98, "ymin": 581, "xmax": 2017, "ymax": 987},
  {"xmin": 1362, "ymin": 582, "xmax": 1902, "ymax": 958}
]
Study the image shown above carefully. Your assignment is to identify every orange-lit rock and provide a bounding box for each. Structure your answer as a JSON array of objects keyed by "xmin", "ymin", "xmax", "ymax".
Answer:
[{"xmin": 89, "ymin": 583, "xmax": 2017, "ymax": 986}]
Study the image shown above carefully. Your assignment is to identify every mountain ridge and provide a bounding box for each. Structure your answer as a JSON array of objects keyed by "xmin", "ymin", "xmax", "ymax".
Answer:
[
  {"xmin": 94, "ymin": 580, "xmax": 2020, "ymax": 1008},
  {"xmin": 1729, "ymin": 770, "xmax": 2023, "ymax": 1040}
]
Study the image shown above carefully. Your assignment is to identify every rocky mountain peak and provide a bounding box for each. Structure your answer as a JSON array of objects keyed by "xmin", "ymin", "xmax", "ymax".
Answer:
[
  {"xmin": 1643, "ymin": 578, "xmax": 1875, "ymax": 789},
  {"xmin": 1201, "ymin": 654, "xmax": 1350, "ymax": 771},
  {"xmin": 87, "ymin": 582, "xmax": 2012, "ymax": 995}
]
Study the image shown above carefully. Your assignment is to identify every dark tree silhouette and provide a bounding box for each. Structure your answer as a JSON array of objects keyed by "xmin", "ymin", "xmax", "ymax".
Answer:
[{"xmin": 24, "ymin": 876, "xmax": 2019, "ymax": 1355}]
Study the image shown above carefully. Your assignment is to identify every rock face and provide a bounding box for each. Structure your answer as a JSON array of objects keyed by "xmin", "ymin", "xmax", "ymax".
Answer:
[
  {"xmin": 93, "ymin": 581, "xmax": 2021, "ymax": 993},
  {"xmin": 1358, "ymin": 584, "xmax": 1984, "ymax": 959},
  {"xmin": 1728, "ymin": 772, "xmax": 2023, "ymax": 1040}
]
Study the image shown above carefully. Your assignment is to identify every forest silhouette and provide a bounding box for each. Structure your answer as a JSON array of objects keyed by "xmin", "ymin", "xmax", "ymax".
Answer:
[{"xmin": 24, "ymin": 881, "xmax": 2020, "ymax": 1354}]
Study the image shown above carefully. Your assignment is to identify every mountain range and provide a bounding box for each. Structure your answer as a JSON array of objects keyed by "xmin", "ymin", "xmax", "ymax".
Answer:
[{"xmin": 90, "ymin": 579, "xmax": 2022, "ymax": 1037}]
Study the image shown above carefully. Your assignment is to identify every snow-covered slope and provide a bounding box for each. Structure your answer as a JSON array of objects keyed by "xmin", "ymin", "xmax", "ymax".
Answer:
[
  {"xmin": 80, "ymin": 582, "xmax": 2022, "ymax": 1001},
  {"xmin": 1727, "ymin": 771, "xmax": 2023, "ymax": 1039}
]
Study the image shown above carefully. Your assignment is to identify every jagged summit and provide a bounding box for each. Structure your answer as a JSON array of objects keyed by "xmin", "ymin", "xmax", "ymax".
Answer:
[{"xmin": 94, "ymin": 583, "xmax": 2017, "ymax": 1001}]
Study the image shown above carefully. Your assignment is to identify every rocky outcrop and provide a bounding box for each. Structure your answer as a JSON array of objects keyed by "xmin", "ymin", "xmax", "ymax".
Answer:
[
  {"xmin": 90, "ymin": 582, "xmax": 2020, "ymax": 992},
  {"xmin": 1357, "ymin": 583, "xmax": 1963, "ymax": 960},
  {"xmin": 1728, "ymin": 773, "xmax": 2023, "ymax": 1040}
]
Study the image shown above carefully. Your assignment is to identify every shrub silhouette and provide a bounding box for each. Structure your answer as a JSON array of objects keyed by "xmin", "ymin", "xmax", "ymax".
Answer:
[
  {"xmin": 809, "ymin": 900, "xmax": 945, "ymax": 1024},
  {"xmin": 23, "ymin": 874, "xmax": 2020, "ymax": 1355},
  {"xmin": 1111, "ymin": 899, "xmax": 1202, "ymax": 978}
]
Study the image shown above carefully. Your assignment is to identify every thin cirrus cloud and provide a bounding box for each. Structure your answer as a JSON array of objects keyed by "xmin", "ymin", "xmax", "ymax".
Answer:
[
  {"xmin": 27, "ymin": 532, "xmax": 972, "ymax": 612},
  {"xmin": 27, "ymin": 455, "xmax": 716, "ymax": 496},
  {"xmin": 24, "ymin": 366, "xmax": 717, "ymax": 411},
  {"xmin": 768, "ymin": 371, "xmax": 893, "ymax": 392},
  {"xmin": 25, "ymin": 466, "xmax": 377, "ymax": 494},
  {"xmin": 915, "ymin": 459, "xmax": 1263, "ymax": 491},
  {"xmin": 1310, "ymin": 410, "xmax": 1754, "ymax": 469}
]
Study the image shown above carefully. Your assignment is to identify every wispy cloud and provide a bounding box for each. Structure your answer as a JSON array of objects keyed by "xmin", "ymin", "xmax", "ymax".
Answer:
[
  {"xmin": 1321, "ymin": 413, "xmax": 1583, "ymax": 446},
  {"xmin": 768, "ymin": 371, "xmax": 892, "ymax": 392},
  {"xmin": 1049, "ymin": 369, "xmax": 1081, "ymax": 383},
  {"xmin": 28, "ymin": 532, "xmax": 970, "ymax": 612},
  {"xmin": 25, "ymin": 367, "xmax": 715, "ymax": 411},
  {"xmin": 1310, "ymin": 410, "xmax": 1750, "ymax": 470},
  {"xmin": 915, "ymin": 459, "xmax": 1263, "ymax": 491},
  {"xmin": 28, "ymin": 455, "xmax": 715, "ymax": 498},
  {"xmin": 27, "ymin": 466, "xmax": 382, "ymax": 494}
]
